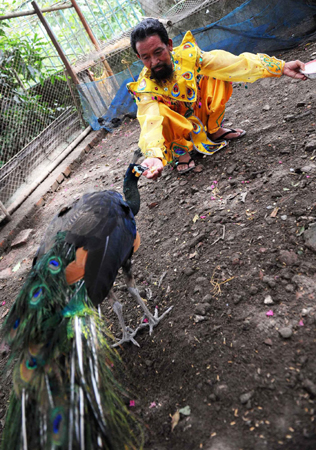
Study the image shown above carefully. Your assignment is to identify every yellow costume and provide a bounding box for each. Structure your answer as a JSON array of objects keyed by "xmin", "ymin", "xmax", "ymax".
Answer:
[{"xmin": 127, "ymin": 31, "xmax": 285, "ymax": 165}]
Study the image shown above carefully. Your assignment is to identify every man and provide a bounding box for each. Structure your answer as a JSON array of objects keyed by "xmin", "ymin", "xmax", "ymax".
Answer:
[{"xmin": 127, "ymin": 18, "xmax": 307, "ymax": 178}]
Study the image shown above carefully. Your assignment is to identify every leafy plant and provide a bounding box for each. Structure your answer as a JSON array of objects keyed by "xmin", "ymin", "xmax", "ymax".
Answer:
[{"xmin": 0, "ymin": 21, "xmax": 69, "ymax": 164}]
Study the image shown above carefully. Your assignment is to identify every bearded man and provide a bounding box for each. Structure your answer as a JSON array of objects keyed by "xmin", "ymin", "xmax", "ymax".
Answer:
[{"xmin": 127, "ymin": 18, "xmax": 306, "ymax": 177}]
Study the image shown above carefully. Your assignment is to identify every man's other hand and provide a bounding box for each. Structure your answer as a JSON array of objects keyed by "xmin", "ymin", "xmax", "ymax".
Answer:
[{"xmin": 283, "ymin": 60, "xmax": 307, "ymax": 80}]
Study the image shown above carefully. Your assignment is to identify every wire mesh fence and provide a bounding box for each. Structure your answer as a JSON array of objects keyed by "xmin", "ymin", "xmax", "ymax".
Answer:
[
  {"xmin": 0, "ymin": 51, "xmax": 84, "ymax": 208},
  {"xmin": 0, "ymin": 0, "xmax": 222, "ymax": 214}
]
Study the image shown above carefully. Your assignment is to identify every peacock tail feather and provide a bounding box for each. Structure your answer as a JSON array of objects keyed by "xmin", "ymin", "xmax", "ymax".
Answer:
[{"xmin": 1, "ymin": 232, "xmax": 142, "ymax": 450}]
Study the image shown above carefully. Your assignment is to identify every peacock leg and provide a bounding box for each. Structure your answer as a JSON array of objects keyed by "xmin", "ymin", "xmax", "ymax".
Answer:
[
  {"xmin": 122, "ymin": 259, "xmax": 173, "ymax": 335},
  {"xmin": 107, "ymin": 289, "xmax": 140, "ymax": 347}
]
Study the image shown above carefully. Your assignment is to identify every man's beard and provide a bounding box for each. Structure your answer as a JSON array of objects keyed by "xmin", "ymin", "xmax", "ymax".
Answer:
[{"xmin": 151, "ymin": 62, "xmax": 174, "ymax": 82}]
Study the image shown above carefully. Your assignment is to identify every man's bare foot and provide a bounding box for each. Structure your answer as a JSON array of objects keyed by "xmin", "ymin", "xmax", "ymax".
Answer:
[
  {"xmin": 176, "ymin": 153, "xmax": 195, "ymax": 173},
  {"xmin": 208, "ymin": 127, "xmax": 246, "ymax": 142}
]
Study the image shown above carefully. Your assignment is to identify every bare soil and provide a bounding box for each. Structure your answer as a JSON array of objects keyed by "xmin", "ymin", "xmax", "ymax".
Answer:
[{"xmin": 1, "ymin": 39, "xmax": 316, "ymax": 450}]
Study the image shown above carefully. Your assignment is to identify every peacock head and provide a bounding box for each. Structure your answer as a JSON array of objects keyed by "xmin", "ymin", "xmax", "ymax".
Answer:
[
  {"xmin": 124, "ymin": 163, "xmax": 148, "ymax": 181},
  {"xmin": 132, "ymin": 164, "xmax": 148, "ymax": 177}
]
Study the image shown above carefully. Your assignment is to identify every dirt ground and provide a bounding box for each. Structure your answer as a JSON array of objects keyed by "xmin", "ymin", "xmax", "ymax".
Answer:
[{"xmin": 1, "ymin": 39, "xmax": 316, "ymax": 450}]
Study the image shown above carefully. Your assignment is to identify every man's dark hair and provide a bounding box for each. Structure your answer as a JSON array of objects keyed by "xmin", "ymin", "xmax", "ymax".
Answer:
[{"xmin": 131, "ymin": 18, "xmax": 169, "ymax": 55}]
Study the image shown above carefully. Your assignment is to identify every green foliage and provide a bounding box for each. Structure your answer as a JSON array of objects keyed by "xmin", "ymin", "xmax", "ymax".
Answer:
[
  {"xmin": 0, "ymin": 0, "xmax": 143, "ymax": 164},
  {"xmin": 0, "ymin": 21, "xmax": 69, "ymax": 163}
]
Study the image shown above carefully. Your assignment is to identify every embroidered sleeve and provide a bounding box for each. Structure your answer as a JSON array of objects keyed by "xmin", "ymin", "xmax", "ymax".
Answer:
[
  {"xmin": 258, "ymin": 54, "xmax": 284, "ymax": 75},
  {"xmin": 200, "ymin": 50, "xmax": 285, "ymax": 83},
  {"xmin": 136, "ymin": 95, "xmax": 167, "ymax": 164}
]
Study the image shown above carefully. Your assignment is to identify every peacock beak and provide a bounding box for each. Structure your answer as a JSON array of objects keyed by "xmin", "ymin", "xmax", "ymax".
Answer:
[{"xmin": 138, "ymin": 165, "xmax": 150, "ymax": 173}]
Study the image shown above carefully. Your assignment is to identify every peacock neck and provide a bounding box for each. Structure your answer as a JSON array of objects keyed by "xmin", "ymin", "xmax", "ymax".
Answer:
[{"xmin": 123, "ymin": 165, "xmax": 141, "ymax": 216}]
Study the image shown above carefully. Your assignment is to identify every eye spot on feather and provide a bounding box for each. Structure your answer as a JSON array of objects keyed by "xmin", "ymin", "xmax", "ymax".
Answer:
[
  {"xmin": 29, "ymin": 285, "xmax": 46, "ymax": 306},
  {"xmin": 9, "ymin": 318, "xmax": 20, "ymax": 341},
  {"xmin": 26, "ymin": 356, "xmax": 37, "ymax": 370},
  {"xmin": 53, "ymin": 414, "xmax": 63, "ymax": 433},
  {"xmin": 51, "ymin": 408, "xmax": 66, "ymax": 444},
  {"xmin": 48, "ymin": 257, "xmax": 62, "ymax": 274}
]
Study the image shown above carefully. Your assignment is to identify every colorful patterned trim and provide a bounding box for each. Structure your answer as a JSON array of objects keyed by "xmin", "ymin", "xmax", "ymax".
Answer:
[
  {"xmin": 258, "ymin": 54, "xmax": 284, "ymax": 75},
  {"xmin": 170, "ymin": 142, "xmax": 190, "ymax": 157}
]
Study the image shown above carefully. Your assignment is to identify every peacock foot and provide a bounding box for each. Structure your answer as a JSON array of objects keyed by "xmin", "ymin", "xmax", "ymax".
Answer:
[
  {"xmin": 112, "ymin": 326, "xmax": 140, "ymax": 348},
  {"xmin": 128, "ymin": 287, "xmax": 173, "ymax": 335},
  {"xmin": 111, "ymin": 300, "xmax": 140, "ymax": 347},
  {"xmin": 137, "ymin": 305, "xmax": 174, "ymax": 335}
]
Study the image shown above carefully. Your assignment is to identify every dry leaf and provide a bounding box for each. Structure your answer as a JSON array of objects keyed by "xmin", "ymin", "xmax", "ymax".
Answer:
[
  {"xmin": 171, "ymin": 410, "xmax": 180, "ymax": 432},
  {"xmin": 193, "ymin": 214, "xmax": 199, "ymax": 223},
  {"xmin": 1, "ymin": 309, "xmax": 9, "ymax": 319},
  {"xmin": 270, "ymin": 207, "xmax": 279, "ymax": 218},
  {"xmin": 148, "ymin": 202, "xmax": 159, "ymax": 209}
]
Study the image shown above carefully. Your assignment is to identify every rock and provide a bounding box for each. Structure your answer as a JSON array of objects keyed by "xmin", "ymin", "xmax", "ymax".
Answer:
[
  {"xmin": 284, "ymin": 114, "xmax": 295, "ymax": 121},
  {"xmin": 183, "ymin": 267, "xmax": 195, "ymax": 277},
  {"xmin": 301, "ymin": 164, "xmax": 316, "ymax": 173},
  {"xmin": 233, "ymin": 294, "xmax": 242, "ymax": 304},
  {"xmin": 278, "ymin": 327, "xmax": 292, "ymax": 339},
  {"xmin": 191, "ymin": 185, "xmax": 199, "ymax": 194},
  {"xmin": 278, "ymin": 250, "xmax": 298, "ymax": 266},
  {"xmin": 262, "ymin": 276, "xmax": 276, "ymax": 288},
  {"xmin": 305, "ymin": 139, "xmax": 316, "ymax": 152},
  {"xmin": 145, "ymin": 359, "xmax": 153, "ymax": 367},
  {"xmin": 211, "ymin": 215, "xmax": 222, "ymax": 223},
  {"xmin": 280, "ymin": 269, "xmax": 292, "ymax": 280},
  {"xmin": 11, "ymin": 229, "xmax": 33, "ymax": 248},
  {"xmin": 264, "ymin": 338, "xmax": 273, "ymax": 346},
  {"xmin": 0, "ymin": 341, "xmax": 9, "ymax": 358},
  {"xmin": 194, "ymin": 315, "xmax": 206, "ymax": 323},
  {"xmin": 202, "ymin": 294, "xmax": 213, "ymax": 303},
  {"xmin": 240, "ymin": 390, "xmax": 254, "ymax": 404},
  {"xmin": 264, "ymin": 295, "xmax": 274, "ymax": 305},
  {"xmin": 0, "ymin": 268, "xmax": 12, "ymax": 280},
  {"xmin": 189, "ymin": 233, "xmax": 206, "ymax": 248},
  {"xmin": 193, "ymin": 285, "xmax": 203, "ymax": 294},
  {"xmin": 293, "ymin": 275, "xmax": 316, "ymax": 296},
  {"xmin": 302, "ymin": 307, "xmax": 313, "ymax": 316},
  {"xmin": 263, "ymin": 104, "xmax": 271, "ymax": 111},
  {"xmin": 285, "ymin": 284, "xmax": 294, "ymax": 293},
  {"xmin": 196, "ymin": 277, "xmax": 208, "ymax": 284},
  {"xmin": 302, "ymin": 379, "xmax": 316, "ymax": 397},
  {"xmin": 214, "ymin": 383, "xmax": 229, "ymax": 399},
  {"xmin": 194, "ymin": 303, "xmax": 211, "ymax": 315},
  {"xmin": 280, "ymin": 215, "xmax": 287, "ymax": 221},
  {"xmin": 193, "ymin": 164, "xmax": 204, "ymax": 173},
  {"xmin": 231, "ymin": 253, "xmax": 241, "ymax": 265},
  {"xmin": 304, "ymin": 225, "xmax": 316, "ymax": 253},
  {"xmin": 249, "ymin": 285, "xmax": 259, "ymax": 295},
  {"xmin": 227, "ymin": 163, "xmax": 237, "ymax": 175}
]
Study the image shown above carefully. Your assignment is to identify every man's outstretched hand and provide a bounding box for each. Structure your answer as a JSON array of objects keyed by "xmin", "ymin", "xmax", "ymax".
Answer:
[
  {"xmin": 142, "ymin": 157, "xmax": 164, "ymax": 180},
  {"xmin": 284, "ymin": 60, "xmax": 307, "ymax": 80}
]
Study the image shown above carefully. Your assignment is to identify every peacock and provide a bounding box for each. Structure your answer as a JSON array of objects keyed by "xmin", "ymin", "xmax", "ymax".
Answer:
[{"xmin": 0, "ymin": 151, "xmax": 172, "ymax": 449}]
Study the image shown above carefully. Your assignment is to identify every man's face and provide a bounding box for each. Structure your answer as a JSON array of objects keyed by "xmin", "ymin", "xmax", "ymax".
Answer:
[{"xmin": 136, "ymin": 34, "xmax": 174, "ymax": 81}]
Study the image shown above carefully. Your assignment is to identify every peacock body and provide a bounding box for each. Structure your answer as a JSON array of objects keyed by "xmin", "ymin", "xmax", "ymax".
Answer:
[
  {"xmin": 1, "ymin": 231, "xmax": 141, "ymax": 450},
  {"xmin": 0, "ymin": 161, "xmax": 147, "ymax": 450}
]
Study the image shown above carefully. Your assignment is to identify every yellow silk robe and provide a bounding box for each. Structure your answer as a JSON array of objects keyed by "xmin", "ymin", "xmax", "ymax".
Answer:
[{"xmin": 127, "ymin": 31, "xmax": 284, "ymax": 163}]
